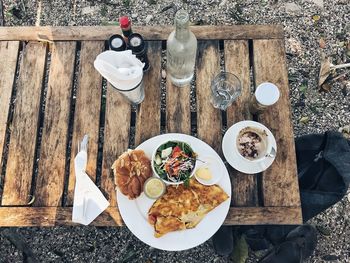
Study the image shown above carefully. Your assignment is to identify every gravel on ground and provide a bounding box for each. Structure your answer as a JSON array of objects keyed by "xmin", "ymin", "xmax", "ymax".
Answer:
[{"xmin": 0, "ymin": 0, "xmax": 349, "ymax": 262}]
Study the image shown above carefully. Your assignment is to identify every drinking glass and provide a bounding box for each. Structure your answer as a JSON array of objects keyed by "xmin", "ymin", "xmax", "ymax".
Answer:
[
  {"xmin": 111, "ymin": 79, "xmax": 145, "ymax": 105},
  {"xmin": 210, "ymin": 72, "xmax": 241, "ymax": 111}
]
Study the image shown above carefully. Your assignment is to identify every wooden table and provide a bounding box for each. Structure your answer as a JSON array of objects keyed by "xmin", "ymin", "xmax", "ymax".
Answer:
[{"xmin": 0, "ymin": 25, "xmax": 302, "ymax": 227}]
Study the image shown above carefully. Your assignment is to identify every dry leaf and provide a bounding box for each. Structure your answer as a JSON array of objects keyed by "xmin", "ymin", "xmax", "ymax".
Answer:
[
  {"xmin": 232, "ymin": 234, "xmax": 249, "ymax": 263},
  {"xmin": 312, "ymin": 14, "xmax": 320, "ymax": 22},
  {"xmin": 339, "ymin": 125, "xmax": 350, "ymax": 139},
  {"xmin": 332, "ymin": 72, "xmax": 349, "ymax": 84},
  {"xmin": 299, "ymin": 116, "xmax": 309, "ymax": 124},
  {"xmin": 318, "ymin": 56, "xmax": 331, "ymax": 87},
  {"xmin": 319, "ymin": 38, "xmax": 326, "ymax": 49},
  {"xmin": 338, "ymin": 41, "xmax": 345, "ymax": 47},
  {"xmin": 339, "ymin": 125, "xmax": 350, "ymax": 133},
  {"xmin": 319, "ymin": 52, "xmax": 350, "ymax": 91},
  {"xmin": 320, "ymin": 83, "xmax": 332, "ymax": 92}
]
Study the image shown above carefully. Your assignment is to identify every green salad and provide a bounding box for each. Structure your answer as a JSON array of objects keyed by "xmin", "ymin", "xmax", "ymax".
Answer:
[{"xmin": 153, "ymin": 141, "xmax": 197, "ymax": 186}]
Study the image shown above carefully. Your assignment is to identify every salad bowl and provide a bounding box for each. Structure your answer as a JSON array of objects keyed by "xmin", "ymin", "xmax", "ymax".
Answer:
[{"xmin": 151, "ymin": 140, "xmax": 197, "ymax": 185}]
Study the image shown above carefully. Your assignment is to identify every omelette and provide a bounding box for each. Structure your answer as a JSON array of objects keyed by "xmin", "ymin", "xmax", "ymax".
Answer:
[{"xmin": 148, "ymin": 178, "xmax": 229, "ymax": 237}]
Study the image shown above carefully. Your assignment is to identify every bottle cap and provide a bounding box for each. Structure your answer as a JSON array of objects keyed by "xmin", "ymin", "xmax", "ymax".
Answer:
[
  {"xmin": 119, "ymin": 16, "xmax": 131, "ymax": 29},
  {"xmin": 108, "ymin": 34, "xmax": 127, "ymax": 51},
  {"xmin": 128, "ymin": 33, "xmax": 145, "ymax": 53},
  {"xmin": 255, "ymin": 82, "xmax": 280, "ymax": 106}
]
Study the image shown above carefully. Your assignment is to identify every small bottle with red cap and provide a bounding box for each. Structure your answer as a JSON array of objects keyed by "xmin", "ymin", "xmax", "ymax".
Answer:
[
  {"xmin": 118, "ymin": 16, "xmax": 149, "ymax": 72},
  {"xmin": 119, "ymin": 16, "xmax": 133, "ymax": 43}
]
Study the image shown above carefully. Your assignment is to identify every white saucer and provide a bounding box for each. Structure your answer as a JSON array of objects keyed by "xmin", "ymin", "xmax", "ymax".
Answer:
[{"xmin": 222, "ymin": 121, "xmax": 277, "ymax": 174}]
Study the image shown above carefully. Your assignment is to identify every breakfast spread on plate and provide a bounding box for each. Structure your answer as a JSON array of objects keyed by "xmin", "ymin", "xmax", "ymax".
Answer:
[
  {"xmin": 152, "ymin": 141, "xmax": 197, "ymax": 185},
  {"xmin": 113, "ymin": 139, "xmax": 229, "ymax": 240},
  {"xmin": 112, "ymin": 149, "xmax": 152, "ymax": 199},
  {"xmin": 147, "ymin": 178, "xmax": 229, "ymax": 237}
]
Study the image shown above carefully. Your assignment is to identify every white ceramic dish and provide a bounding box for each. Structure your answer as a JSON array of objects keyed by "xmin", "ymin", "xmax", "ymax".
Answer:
[
  {"xmin": 151, "ymin": 140, "xmax": 197, "ymax": 185},
  {"xmin": 194, "ymin": 156, "xmax": 223, "ymax": 186},
  {"xmin": 117, "ymin": 133, "xmax": 231, "ymax": 251},
  {"xmin": 222, "ymin": 121, "xmax": 277, "ymax": 174}
]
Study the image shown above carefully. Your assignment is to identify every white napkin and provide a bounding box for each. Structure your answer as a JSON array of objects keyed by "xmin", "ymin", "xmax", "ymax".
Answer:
[
  {"xmin": 94, "ymin": 50, "xmax": 144, "ymax": 91},
  {"xmin": 72, "ymin": 135, "xmax": 110, "ymax": 225}
]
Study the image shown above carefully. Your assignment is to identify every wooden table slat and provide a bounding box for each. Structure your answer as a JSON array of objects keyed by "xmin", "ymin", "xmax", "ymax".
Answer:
[
  {"xmin": 101, "ymin": 86, "xmax": 131, "ymax": 207},
  {"xmin": 224, "ymin": 40, "xmax": 258, "ymax": 207},
  {"xmin": 166, "ymin": 82, "xmax": 191, "ymax": 134},
  {"xmin": 196, "ymin": 40, "xmax": 221, "ymax": 153},
  {"xmin": 135, "ymin": 41, "xmax": 162, "ymax": 145},
  {"xmin": 0, "ymin": 41, "xmax": 19, "ymax": 167},
  {"xmin": 253, "ymin": 39, "xmax": 300, "ymax": 207},
  {"xmin": 0, "ymin": 25, "xmax": 284, "ymax": 41},
  {"xmin": 0, "ymin": 206, "xmax": 301, "ymax": 227},
  {"xmin": 34, "ymin": 42, "xmax": 76, "ymax": 206},
  {"xmin": 2, "ymin": 42, "xmax": 47, "ymax": 205},
  {"xmin": 66, "ymin": 41, "xmax": 104, "ymax": 206},
  {"xmin": 224, "ymin": 206, "xmax": 302, "ymax": 225}
]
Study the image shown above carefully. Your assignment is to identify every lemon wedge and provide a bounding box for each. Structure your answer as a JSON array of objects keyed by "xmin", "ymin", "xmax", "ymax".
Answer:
[
  {"xmin": 144, "ymin": 178, "xmax": 166, "ymax": 199},
  {"xmin": 196, "ymin": 167, "xmax": 212, "ymax": 181}
]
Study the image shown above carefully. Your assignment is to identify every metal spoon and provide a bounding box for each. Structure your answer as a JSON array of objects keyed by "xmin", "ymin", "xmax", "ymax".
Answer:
[{"xmin": 266, "ymin": 147, "xmax": 276, "ymax": 158}]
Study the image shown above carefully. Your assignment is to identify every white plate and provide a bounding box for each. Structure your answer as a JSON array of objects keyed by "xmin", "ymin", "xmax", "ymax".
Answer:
[
  {"xmin": 222, "ymin": 121, "xmax": 277, "ymax": 174},
  {"xmin": 117, "ymin": 133, "xmax": 231, "ymax": 251}
]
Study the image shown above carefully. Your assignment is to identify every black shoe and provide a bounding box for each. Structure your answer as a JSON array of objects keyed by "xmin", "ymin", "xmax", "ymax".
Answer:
[
  {"xmin": 259, "ymin": 241, "xmax": 302, "ymax": 263},
  {"xmin": 259, "ymin": 224, "xmax": 317, "ymax": 263},
  {"xmin": 285, "ymin": 224, "xmax": 317, "ymax": 260},
  {"xmin": 244, "ymin": 227, "xmax": 270, "ymax": 251},
  {"xmin": 212, "ymin": 226, "xmax": 234, "ymax": 256}
]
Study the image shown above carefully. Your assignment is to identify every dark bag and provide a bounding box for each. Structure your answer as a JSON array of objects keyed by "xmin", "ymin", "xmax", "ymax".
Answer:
[
  {"xmin": 246, "ymin": 131, "xmax": 350, "ymax": 248},
  {"xmin": 296, "ymin": 131, "xmax": 350, "ymax": 221}
]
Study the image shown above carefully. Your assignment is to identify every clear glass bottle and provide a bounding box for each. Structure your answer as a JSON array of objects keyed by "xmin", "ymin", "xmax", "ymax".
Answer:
[{"xmin": 167, "ymin": 10, "xmax": 197, "ymax": 87}]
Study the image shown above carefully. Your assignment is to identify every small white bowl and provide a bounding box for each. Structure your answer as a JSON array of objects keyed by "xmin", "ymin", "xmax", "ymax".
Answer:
[
  {"xmin": 194, "ymin": 156, "xmax": 223, "ymax": 186},
  {"xmin": 151, "ymin": 140, "xmax": 197, "ymax": 185}
]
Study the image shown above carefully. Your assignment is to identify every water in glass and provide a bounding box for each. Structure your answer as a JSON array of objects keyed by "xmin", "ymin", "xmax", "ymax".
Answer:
[{"xmin": 210, "ymin": 72, "xmax": 241, "ymax": 111}]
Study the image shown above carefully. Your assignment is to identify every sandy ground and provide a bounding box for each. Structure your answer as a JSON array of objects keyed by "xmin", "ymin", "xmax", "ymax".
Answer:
[{"xmin": 0, "ymin": 0, "xmax": 349, "ymax": 262}]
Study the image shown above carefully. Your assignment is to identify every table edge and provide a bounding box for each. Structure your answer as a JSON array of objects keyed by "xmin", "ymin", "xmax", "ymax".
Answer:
[
  {"xmin": 0, "ymin": 206, "xmax": 302, "ymax": 227},
  {"xmin": 0, "ymin": 25, "xmax": 284, "ymax": 41}
]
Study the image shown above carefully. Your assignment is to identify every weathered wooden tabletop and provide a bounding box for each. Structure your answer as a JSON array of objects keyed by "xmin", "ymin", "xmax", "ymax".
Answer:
[{"xmin": 0, "ymin": 25, "xmax": 301, "ymax": 227}]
